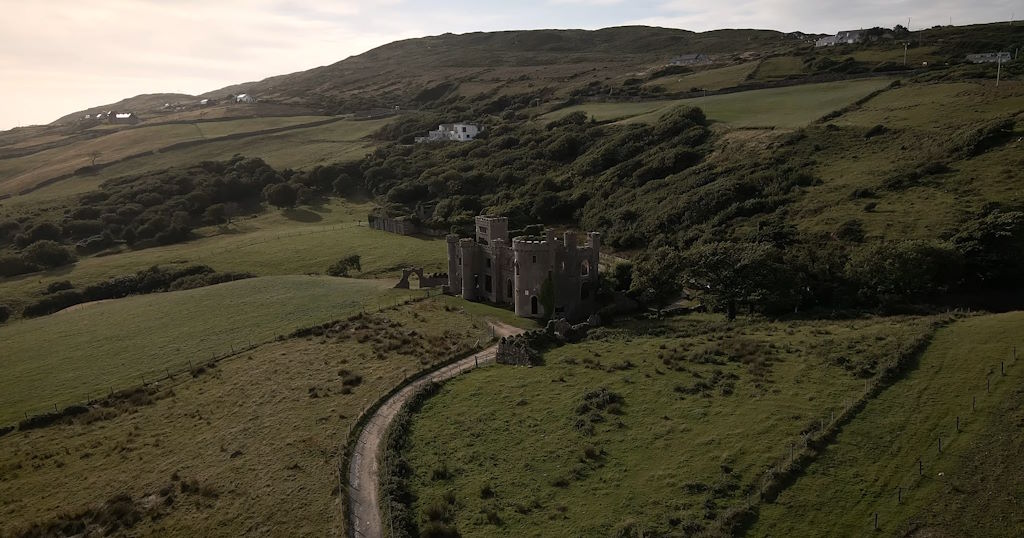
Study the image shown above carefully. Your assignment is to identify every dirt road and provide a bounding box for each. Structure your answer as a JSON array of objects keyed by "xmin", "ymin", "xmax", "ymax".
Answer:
[{"xmin": 347, "ymin": 322, "xmax": 523, "ymax": 538}]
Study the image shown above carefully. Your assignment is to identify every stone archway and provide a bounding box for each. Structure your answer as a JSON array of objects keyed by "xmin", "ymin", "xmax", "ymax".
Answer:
[{"xmin": 394, "ymin": 267, "xmax": 426, "ymax": 289}]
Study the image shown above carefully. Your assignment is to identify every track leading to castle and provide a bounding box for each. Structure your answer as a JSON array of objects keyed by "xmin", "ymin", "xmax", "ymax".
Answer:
[{"xmin": 346, "ymin": 321, "xmax": 524, "ymax": 538}]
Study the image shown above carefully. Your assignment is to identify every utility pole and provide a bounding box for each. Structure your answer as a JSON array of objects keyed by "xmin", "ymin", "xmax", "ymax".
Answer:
[
  {"xmin": 996, "ymin": 55, "xmax": 1003, "ymax": 87},
  {"xmin": 903, "ymin": 42, "xmax": 909, "ymax": 66}
]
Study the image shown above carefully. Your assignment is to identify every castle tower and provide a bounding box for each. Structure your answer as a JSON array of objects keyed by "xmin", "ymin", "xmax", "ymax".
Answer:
[
  {"xmin": 446, "ymin": 234, "xmax": 461, "ymax": 294},
  {"xmin": 459, "ymin": 238, "xmax": 477, "ymax": 301}
]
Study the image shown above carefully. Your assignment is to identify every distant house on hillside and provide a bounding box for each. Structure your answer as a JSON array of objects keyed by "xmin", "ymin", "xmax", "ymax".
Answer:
[
  {"xmin": 815, "ymin": 29, "xmax": 865, "ymax": 47},
  {"xmin": 199, "ymin": 98, "xmax": 210, "ymax": 105},
  {"xmin": 668, "ymin": 53, "xmax": 713, "ymax": 66},
  {"xmin": 415, "ymin": 123, "xmax": 482, "ymax": 143},
  {"xmin": 110, "ymin": 112, "xmax": 139, "ymax": 124},
  {"xmin": 966, "ymin": 52, "xmax": 1012, "ymax": 63},
  {"xmin": 814, "ymin": 35, "xmax": 838, "ymax": 47},
  {"xmin": 235, "ymin": 93, "xmax": 256, "ymax": 104}
]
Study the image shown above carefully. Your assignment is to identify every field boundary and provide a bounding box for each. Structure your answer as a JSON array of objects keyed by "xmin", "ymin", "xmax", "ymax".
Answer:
[
  {"xmin": 12, "ymin": 116, "xmax": 351, "ymax": 196},
  {"xmin": 3, "ymin": 288, "xmax": 445, "ymax": 433}
]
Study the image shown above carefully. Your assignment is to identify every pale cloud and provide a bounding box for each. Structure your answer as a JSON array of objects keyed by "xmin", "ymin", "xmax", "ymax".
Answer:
[{"xmin": 0, "ymin": 0, "xmax": 1017, "ymax": 129}]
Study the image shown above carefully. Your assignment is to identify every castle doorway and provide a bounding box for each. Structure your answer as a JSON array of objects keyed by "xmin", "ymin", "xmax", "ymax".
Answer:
[
  {"xmin": 531, "ymin": 296, "xmax": 539, "ymax": 315},
  {"xmin": 506, "ymin": 279, "xmax": 513, "ymax": 299}
]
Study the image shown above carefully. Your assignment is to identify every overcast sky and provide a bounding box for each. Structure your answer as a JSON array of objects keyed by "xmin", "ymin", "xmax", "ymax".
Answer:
[{"xmin": 0, "ymin": 0, "xmax": 1017, "ymax": 130}]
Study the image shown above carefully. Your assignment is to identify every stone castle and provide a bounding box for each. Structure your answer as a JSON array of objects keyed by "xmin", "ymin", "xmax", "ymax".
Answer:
[{"xmin": 447, "ymin": 216, "xmax": 600, "ymax": 320}]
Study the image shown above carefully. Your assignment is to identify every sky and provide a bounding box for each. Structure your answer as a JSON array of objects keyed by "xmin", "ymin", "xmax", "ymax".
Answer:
[{"xmin": 0, "ymin": 0, "xmax": 1017, "ymax": 130}]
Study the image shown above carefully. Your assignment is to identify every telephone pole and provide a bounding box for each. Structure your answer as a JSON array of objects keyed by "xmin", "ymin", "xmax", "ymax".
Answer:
[
  {"xmin": 996, "ymin": 55, "xmax": 1003, "ymax": 87},
  {"xmin": 903, "ymin": 42, "xmax": 909, "ymax": 66}
]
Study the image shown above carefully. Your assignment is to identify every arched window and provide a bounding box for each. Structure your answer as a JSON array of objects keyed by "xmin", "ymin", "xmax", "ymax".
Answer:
[
  {"xmin": 506, "ymin": 279, "xmax": 513, "ymax": 298},
  {"xmin": 514, "ymin": 262, "xmax": 520, "ymax": 275},
  {"xmin": 581, "ymin": 259, "xmax": 591, "ymax": 276}
]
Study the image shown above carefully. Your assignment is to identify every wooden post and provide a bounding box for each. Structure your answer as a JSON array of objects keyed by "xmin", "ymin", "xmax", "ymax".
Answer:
[
  {"xmin": 918, "ymin": 458, "xmax": 923, "ymax": 477},
  {"xmin": 956, "ymin": 416, "xmax": 960, "ymax": 432},
  {"xmin": 790, "ymin": 442, "xmax": 795, "ymax": 461},
  {"xmin": 53, "ymin": 403, "xmax": 57, "ymax": 413},
  {"xmin": 1001, "ymin": 361, "xmax": 1005, "ymax": 376},
  {"xmin": 938, "ymin": 436, "xmax": 943, "ymax": 453},
  {"xmin": 897, "ymin": 486, "xmax": 902, "ymax": 503},
  {"xmin": 874, "ymin": 512, "xmax": 878, "ymax": 530},
  {"xmin": 973, "ymin": 395, "xmax": 977, "ymax": 411}
]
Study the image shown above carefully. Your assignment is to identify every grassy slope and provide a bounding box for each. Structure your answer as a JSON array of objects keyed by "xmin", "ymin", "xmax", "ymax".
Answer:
[
  {"xmin": 544, "ymin": 78, "xmax": 895, "ymax": 128},
  {"xmin": 0, "ymin": 298, "xmax": 499, "ymax": 537},
  {"xmin": 401, "ymin": 314, "xmax": 938, "ymax": 537},
  {"xmin": 791, "ymin": 80, "xmax": 1024, "ymax": 240},
  {"xmin": 644, "ymin": 62, "xmax": 760, "ymax": 92},
  {"xmin": 750, "ymin": 312, "xmax": 1024, "ymax": 537},
  {"xmin": 0, "ymin": 275, "xmax": 415, "ymax": 423},
  {"xmin": 0, "ymin": 199, "xmax": 445, "ymax": 314},
  {"xmin": 0, "ymin": 117, "xmax": 387, "ymax": 198}
]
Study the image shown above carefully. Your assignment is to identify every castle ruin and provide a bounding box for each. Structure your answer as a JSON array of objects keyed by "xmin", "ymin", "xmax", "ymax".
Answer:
[{"xmin": 446, "ymin": 216, "xmax": 600, "ymax": 320}]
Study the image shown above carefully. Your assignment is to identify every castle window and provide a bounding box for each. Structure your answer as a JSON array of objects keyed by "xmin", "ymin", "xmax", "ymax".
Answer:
[
  {"xmin": 581, "ymin": 259, "xmax": 591, "ymax": 276},
  {"xmin": 485, "ymin": 275, "xmax": 492, "ymax": 293},
  {"xmin": 486, "ymin": 258, "xmax": 491, "ymax": 268},
  {"xmin": 532, "ymin": 255, "xmax": 537, "ymax": 263},
  {"xmin": 531, "ymin": 296, "xmax": 539, "ymax": 315},
  {"xmin": 506, "ymin": 279, "xmax": 513, "ymax": 298}
]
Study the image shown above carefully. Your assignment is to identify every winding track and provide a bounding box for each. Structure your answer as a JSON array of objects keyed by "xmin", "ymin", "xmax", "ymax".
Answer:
[{"xmin": 347, "ymin": 322, "xmax": 523, "ymax": 538}]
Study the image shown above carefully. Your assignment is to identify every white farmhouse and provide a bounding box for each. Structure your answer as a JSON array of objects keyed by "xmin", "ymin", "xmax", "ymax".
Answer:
[
  {"xmin": 235, "ymin": 93, "xmax": 257, "ymax": 104},
  {"xmin": 415, "ymin": 123, "xmax": 483, "ymax": 143}
]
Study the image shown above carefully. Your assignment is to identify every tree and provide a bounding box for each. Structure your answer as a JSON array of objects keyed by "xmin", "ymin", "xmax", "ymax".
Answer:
[
  {"xmin": 204, "ymin": 203, "xmax": 226, "ymax": 225},
  {"xmin": 629, "ymin": 246, "xmax": 685, "ymax": 314},
  {"xmin": 845, "ymin": 240, "xmax": 963, "ymax": 305},
  {"xmin": 21, "ymin": 240, "xmax": 77, "ymax": 269},
  {"xmin": 87, "ymin": 150, "xmax": 102, "ymax": 167},
  {"xmin": 224, "ymin": 202, "xmax": 241, "ymax": 224},
  {"xmin": 263, "ymin": 183, "xmax": 298, "ymax": 209},
  {"xmin": 327, "ymin": 255, "xmax": 362, "ymax": 277},
  {"xmin": 682, "ymin": 242, "xmax": 798, "ymax": 320}
]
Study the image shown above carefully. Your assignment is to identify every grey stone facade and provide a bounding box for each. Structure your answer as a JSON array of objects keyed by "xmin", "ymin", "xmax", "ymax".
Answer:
[{"xmin": 447, "ymin": 216, "xmax": 600, "ymax": 321}]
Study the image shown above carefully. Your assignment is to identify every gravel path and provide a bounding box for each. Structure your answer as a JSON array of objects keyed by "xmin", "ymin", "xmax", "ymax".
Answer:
[{"xmin": 347, "ymin": 322, "xmax": 523, "ymax": 538}]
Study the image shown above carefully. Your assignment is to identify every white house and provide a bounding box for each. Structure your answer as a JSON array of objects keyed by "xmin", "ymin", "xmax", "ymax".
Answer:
[
  {"xmin": 415, "ymin": 123, "xmax": 482, "ymax": 143},
  {"xmin": 814, "ymin": 35, "xmax": 838, "ymax": 47},
  {"xmin": 235, "ymin": 93, "xmax": 256, "ymax": 104},
  {"xmin": 111, "ymin": 112, "xmax": 139, "ymax": 124},
  {"xmin": 815, "ymin": 30, "xmax": 865, "ymax": 47}
]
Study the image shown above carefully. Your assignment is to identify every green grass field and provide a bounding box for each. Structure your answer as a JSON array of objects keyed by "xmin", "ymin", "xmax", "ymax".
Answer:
[
  {"xmin": 544, "ymin": 78, "xmax": 896, "ymax": 128},
  {"xmin": 749, "ymin": 56, "xmax": 805, "ymax": 80},
  {"xmin": 400, "ymin": 314, "xmax": 939, "ymax": 536},
  {"xmin": 789, "ymin": 80, "xmax": 1024, "ymax": 241},
  {"xmin": 751, "ymin": 312, "xmax": 1024, "ymax": 537},
  {"xmin": 0, "ymin": 297, "xmax": 501, "ymax": 537},
  {"xmin": 645, "ymin": 62, "xmax": 759, "ymax": 92},
  {"xmin": 0, "ymin": 199, "xmax": 446, "ymax": 314},
  {"xmin": 0, "ymin": 275, "xmax": 415, "ymax": 424},
  {"xmin": 0, "ymin": 116, "xmax": 387, "ymax": 198}
]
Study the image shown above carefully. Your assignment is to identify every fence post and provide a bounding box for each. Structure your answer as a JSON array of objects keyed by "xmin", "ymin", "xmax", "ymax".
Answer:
[
  {"xmin": 938, "ymin": 435, "xmax": 942, "ymax": 453},
  {"xmin": 918, "ymin": 458, "xmax": 922, "ymax": 477},
  {"xmin": 874, "ymin": 512, "xmax": 878, "ymax": 530},
  {"xmin": 956, "ymin": 416, "xmax": 960, "ymax": 433},
  {"xmin": 973, "ymin": 395, "xmax": 976, "ymax": 411},
  {"xmin": 897, "ymin": 486, "xmax": 902, "ymax": 503}
]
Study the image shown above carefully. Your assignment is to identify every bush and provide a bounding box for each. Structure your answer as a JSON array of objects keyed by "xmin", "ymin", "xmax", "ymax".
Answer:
[
  {"xmin": 0, "ymin": 255, "xmax": 36, "ymax": 277},
  {"xmin": 45, "ymin": 280, "xmax": 74, "ymax": 294},
  {"xmin": 0, "ymin": 304, "xmax": 11, "ymax": 324},
  {"xmin": 327, "ymin": 254, "xmax": 362, "ymax": 277},
  {"xmin": 263, "ymin": 182, "xmax": 298, "ymax": 208},
  {"xmin": 21, "ymin": 240, "xmax": 76, "ymax": 269}
]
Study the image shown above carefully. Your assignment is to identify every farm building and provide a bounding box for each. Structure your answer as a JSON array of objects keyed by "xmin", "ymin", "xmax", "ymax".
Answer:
[
  {"xmin": 966, "ymin": 52, "xmax": 1012, "ymax": 63},
  {"xmin": 110, "ymin": 112, "xmax": 139, "ymax": 124},
  {"xmin": 815, "ymin": 30, "xmax": 865, "ymax": 47},
  {"xmin": 447, "ymin": 215, "xmax": 600, "ymax": 321},
  {"xmin": 235, "ymin": 93, "xmax": 257, "ymax": 103},
  {"xmin": 668, "ymin": 53, "xmax": 713, "ymax": 66},
  {"xmin": 415, "ymin": 123, "xmax": 482, "ymax": 143}
]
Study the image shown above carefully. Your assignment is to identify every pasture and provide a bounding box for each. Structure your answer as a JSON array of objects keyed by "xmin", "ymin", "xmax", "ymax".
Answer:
[
  {"xmin": 0, "ymin": 199, "xmax": 446, "ymax": 314},
  {"xmin": 0, "ymin": 275, "xmax": 414, "ymax": 424},
  {"xmin": 544, "ymin": 78, "xmax": 896, "ymax": 128},
  {"xmin": 751, "ymin": 312, "xmax": 1024, "ymax": 537},
  {"xmin": 399, "ymin": 314, "xmax": 941, "ymax": 536},
  {"xmin": 0, "ymin": 116, "xmax": 387, "ymax": 197},
  {"xmin": 0, "ymin": 297, "xmax": 502, "ymax": 537},
  {"xmin": 645, "ymin": 62, "xmax": 759, "ymax": 92}
]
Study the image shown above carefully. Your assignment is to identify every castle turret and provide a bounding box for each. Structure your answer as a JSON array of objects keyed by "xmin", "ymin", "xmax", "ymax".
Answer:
[
  {"xmin": 446, "ymin": 234, "xmax": 461, "ymax": 294},
  {"xmin": 459, "ymin": 238, "xmax": 477, "ymax": 301}
]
